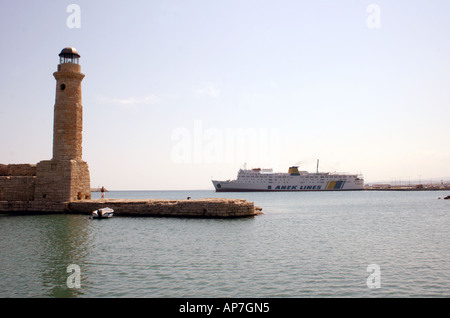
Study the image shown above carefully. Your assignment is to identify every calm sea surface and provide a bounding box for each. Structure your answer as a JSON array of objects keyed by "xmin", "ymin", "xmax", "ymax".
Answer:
[{"xmin": 1, "ymin": 190, "xmax": 449, "ymax": 298}]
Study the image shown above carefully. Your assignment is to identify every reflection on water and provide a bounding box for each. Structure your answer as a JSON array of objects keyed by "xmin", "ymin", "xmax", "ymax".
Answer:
[
  {"xmin": 40, "ymin": 215, "xmax": 93, "ymax": 298},
  {"xmin": 0, "ymin": 215, "xmax": 92, "ymax": 298},
  {"xmin": 1, "ymin": 190, "xmax": 450, "ymax": 297}
]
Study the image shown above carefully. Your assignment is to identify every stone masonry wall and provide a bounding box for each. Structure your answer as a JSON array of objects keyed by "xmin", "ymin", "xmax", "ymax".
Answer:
[
  {"xmin": 0, "ymin": 164, "xmax": 37, "ymax": 176},
  {"xmin": 68, "ymin": 160, "xmax": 91, "ymax": 201},
  {"xmin": 0, "ymin": 176, "xmax": 36, "ymax": 201},
  {"xmin": 68, "ymin": 198, "xmax": 262, "ymax": 218},
  {"xmin": 52, "ymin": 63, "xmax": 84, "ymax": 161},
  {"xmin": 34, "ymin": 160, "xmax": 91, "ymax": 202},
  {"xmin": 0, "ymin": 164, "xmax": 37, "ymax": 201},
  {"xmin": 0, "ymin": 198, "xmax": 263, "ymax": 218},
  {"xmin": 0, "ymin": 201, "xmax": 67, "ymax": 213}
]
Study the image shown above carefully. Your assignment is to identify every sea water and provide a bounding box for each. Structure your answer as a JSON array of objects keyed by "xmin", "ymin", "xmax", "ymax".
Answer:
[{"xmin": 1, "ymin": 190, "xmax": 449, "ymax": 298}]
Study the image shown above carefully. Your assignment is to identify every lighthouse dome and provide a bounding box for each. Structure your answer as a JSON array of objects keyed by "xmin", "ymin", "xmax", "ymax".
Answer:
[{"xmin": 59, "ymin": 47, "xmax": 80, "ymax": 64}]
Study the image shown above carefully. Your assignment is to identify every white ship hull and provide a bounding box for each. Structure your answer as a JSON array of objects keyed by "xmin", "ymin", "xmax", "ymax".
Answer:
[{"xmin": 212, "ymin": 166, "xmax": 364, "ymax": 192}]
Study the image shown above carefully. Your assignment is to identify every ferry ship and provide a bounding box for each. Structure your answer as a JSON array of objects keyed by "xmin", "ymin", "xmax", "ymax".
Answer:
[{"xmin": 212, "ymin": 164, "xmax": 364, "ymax": 192}]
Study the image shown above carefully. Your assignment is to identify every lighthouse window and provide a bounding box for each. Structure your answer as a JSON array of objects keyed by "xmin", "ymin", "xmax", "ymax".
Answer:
[
  {"xmin": 60, "ymin": 84, "xmax": 66, "ymax": 91},
  {"xmin": 60, "ymin": 56, "xmax": 79, "ymax": 64}
]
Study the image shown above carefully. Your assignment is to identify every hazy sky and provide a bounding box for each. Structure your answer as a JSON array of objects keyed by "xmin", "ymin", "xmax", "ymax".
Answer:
[{"xmin": 1, "ymin": 0, "xmax": 449, "ymax": 190}]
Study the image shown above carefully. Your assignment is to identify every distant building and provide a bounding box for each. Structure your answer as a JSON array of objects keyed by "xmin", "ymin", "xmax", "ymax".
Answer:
[{"xmin": 368, "ymin": 184, "xmax": 391, "ymax": 189}]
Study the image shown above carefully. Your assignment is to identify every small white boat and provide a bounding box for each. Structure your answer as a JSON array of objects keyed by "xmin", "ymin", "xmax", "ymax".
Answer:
[{"xmin": 91, "ymin": 207, "xmax": 114, "ymax": 219}]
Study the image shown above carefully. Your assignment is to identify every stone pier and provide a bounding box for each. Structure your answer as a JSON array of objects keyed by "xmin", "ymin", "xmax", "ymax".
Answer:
[{"xmin": 0, "ymin": 198, "xmax": 263, "ymax": 218}]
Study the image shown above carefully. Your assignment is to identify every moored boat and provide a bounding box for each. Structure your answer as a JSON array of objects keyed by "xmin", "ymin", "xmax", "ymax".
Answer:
[{"xmin": 91, "ymin": 207, "xmax": 114, "ymax": 219}]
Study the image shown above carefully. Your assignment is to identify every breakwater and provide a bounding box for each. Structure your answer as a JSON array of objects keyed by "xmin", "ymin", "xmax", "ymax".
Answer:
[{"xmin": 0, "ymin": 198, "xmax": 263, "ymax": 218}]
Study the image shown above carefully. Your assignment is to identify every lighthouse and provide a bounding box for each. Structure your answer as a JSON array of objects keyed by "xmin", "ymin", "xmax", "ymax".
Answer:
[
  {"xmin": 52, "ymin": 47, "xmax": 85, "ymax": 161},
  {"xmin": 34, "ymin": 47, "xmax": 91, "ymax": 202}
]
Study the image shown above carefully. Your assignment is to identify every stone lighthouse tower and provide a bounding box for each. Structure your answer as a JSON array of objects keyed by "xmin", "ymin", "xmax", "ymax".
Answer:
[{"xmin": 34, "ymin": 47, "xmax": 91, "ymax": 202}]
